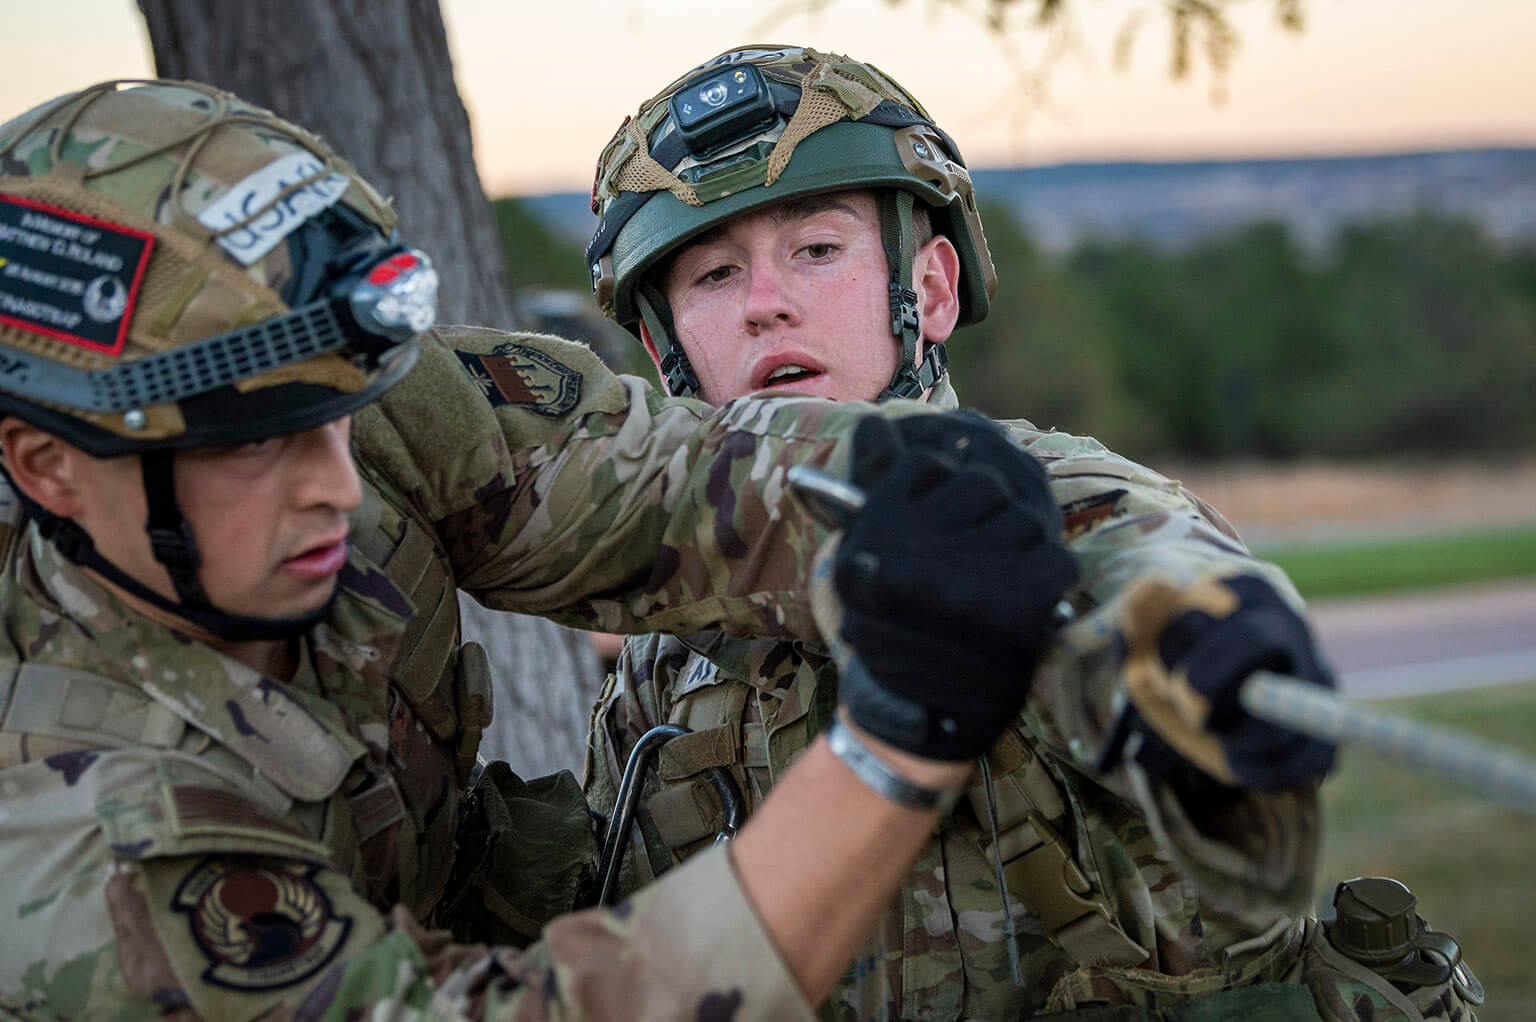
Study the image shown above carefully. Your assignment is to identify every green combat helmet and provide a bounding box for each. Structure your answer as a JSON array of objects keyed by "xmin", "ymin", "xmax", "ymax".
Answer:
[
  {"xmin": 0, "ymin": 80, "xmax": 433, "ymax": 640},
  {"xmin": 587, "ymin": 44, "xmax": 998, "ymax": 400}
]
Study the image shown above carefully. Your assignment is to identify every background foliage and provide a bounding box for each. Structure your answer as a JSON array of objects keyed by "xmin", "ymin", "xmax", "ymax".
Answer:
[
  {"xmin": 953, "ymin": 209, "xmax": 1536, "ymax": 459},
  {"xmin": 497, "ymin": 196, "xmax": 1536, "ymax": 462}
]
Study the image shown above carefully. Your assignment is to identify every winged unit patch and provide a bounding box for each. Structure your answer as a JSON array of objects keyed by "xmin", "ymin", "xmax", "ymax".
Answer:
[
  {"xmin": 455, "ymin": 341, "xmax": 582, "ymax": 416},
  {"xmin": 173, "ymin": 858, "xmax": 350, "ymax": 991}
]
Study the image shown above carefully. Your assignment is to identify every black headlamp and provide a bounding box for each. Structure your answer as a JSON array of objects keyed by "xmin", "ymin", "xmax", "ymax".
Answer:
[{"xmin": 669, "ymin": 62, "xmax": 778, "ymax": 159}]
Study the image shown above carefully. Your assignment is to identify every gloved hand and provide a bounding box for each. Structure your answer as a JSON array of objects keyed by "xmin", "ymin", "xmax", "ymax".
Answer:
[
  {"xmin": 1117, "ymin": 573, "xmax": 1337, "ymax": 791},
  {"xmin": 832, "ymin": 413, "xmax": 1079, "ymax": 762}
]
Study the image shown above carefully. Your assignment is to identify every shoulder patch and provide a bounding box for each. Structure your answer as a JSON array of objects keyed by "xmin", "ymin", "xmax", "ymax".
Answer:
[
  {"xmin": 454, "ymin": 341, "xmax": 581, "ymax": 416},
  {"xmin": 173, "ymin": 857, "xmax": 350, "ymax": 992},
  {"xmin": 1062, "ymin": 487, "xmax": 1128, "ymax": 536}
]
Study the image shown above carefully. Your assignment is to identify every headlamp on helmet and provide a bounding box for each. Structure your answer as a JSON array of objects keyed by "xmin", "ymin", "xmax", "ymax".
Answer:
[
  {"xmin": 352, "ymin": 250, "xmax": 438, "ymax": 341},
  {"xmin": 670, "ymin": 64, "xmax": 777, "ymax": 159}
]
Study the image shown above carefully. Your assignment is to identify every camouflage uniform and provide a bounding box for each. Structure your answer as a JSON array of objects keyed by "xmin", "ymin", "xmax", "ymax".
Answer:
[
  {"xmin": 0, "ymin": 308, "xmax": 970, "ymax": 1020},
  {"xmin": 2, "ymin": 77, "xmax": 987, "ymax": 1019},
  {"xmin": 586, "ymin": 378, "xmax": 1473, "ymax": 1022},
  {"xmin": 578, "ymin": 45, "xmax": 1478, "ymax": 1021}
]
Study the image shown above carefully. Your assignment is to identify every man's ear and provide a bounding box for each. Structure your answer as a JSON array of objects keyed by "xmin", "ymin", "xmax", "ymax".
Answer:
[
  {"xmin": 915, "ymin": 234, "xmax": 962, "ymax": 346},
  {"xmin": 636, "ymin": 322, "xmax": 669, "ymax": 392},
  {"xmin": 0, "ymin": 417, "xmax": 87, "ymax": 517}
]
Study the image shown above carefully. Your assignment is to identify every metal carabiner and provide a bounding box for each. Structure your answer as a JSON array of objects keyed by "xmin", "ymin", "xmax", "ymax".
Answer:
[{"xmin": 596, "ymin": 723, "xmax": 746, "ymax": 906}]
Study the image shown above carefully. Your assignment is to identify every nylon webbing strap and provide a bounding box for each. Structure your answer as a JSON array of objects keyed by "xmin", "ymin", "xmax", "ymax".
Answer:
[
  {"xmin": 969, "ymin": 732, "xmax": 1149, "ymax": 968},
  {"xmin": 878, "ymin": 189, "xmax": 941, "ymax": 401},
  {"xmin": 637, "ymin": 285, "xmax": 697, "ymax": 397},
  {"xmin": 141, "ymin": 450, "xmax": 209, "ymax": 608},
  {"xmin": 348, "ymin": 489, "xmax": 392, "ymax": 566},
  {"xmin": 657, "ymin": 724, "xmax": 740, "ymax": 782},
  {"xmin": 880, "ymin": 189, "xmax": 920, "ymax": 362},
  {"xmin": 997, "ymin": 813, "xmax": 1150, "ymax": 967}
]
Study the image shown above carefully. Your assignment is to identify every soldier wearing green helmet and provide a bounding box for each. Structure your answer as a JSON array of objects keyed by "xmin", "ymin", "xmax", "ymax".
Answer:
[
  {"xmin": 589, "ymin": 45, "xmax": 995, "ymax": 403},
  {"xmin": 0, "ymin": 79, "xmax": 1102, "ymax": 1019},
  {"xmin": 586, "ymin": 45, "xmax": 1482, "ymax": 1021}
]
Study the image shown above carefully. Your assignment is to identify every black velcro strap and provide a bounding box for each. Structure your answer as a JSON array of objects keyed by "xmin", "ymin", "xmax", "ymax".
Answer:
[
  {"xmin": 140, "ymin": 451, "xmax": 209, "ymax": 608},
  {"xmin": 637, "ymin": 285, "xmax": 698, "ymax": 397}
]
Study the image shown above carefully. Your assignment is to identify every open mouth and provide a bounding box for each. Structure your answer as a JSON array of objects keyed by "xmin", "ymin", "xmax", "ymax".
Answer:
[{"xmin": 761, "ymin": 363, "xmax": 822, "ymax": 388}]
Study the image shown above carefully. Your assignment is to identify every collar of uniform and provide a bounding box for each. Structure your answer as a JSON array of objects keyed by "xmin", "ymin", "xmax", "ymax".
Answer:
[{"xmin": 17, "ymin": 527, "xmax": 409, "ymax": 803}]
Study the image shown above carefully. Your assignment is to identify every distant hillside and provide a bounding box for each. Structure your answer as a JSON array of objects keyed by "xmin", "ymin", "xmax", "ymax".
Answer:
[{"xmin": 516, "ymin": 147, "xmax": 1536, "ymax": 254}]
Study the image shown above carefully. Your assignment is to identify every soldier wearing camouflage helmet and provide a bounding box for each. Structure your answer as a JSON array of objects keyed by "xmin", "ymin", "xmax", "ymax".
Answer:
[
  {"xmin": 0, "ymin": 79, "xmax": 1080, "ymax": 1019},
  {"xmin": 585, "ymin": 45, "xmax": 1482, "ymax": 1021}
]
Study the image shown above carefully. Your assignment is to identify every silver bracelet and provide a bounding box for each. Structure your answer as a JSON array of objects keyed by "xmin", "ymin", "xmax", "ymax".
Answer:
[{"xmin": 825, "ymin": 718, "xmax": 965, "ymax": 813}]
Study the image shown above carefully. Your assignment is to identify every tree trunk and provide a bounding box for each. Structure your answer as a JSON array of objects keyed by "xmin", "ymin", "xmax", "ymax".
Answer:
[{"xmin": 138, "ymin": 0, "xmax": 603, "ymax": 777}]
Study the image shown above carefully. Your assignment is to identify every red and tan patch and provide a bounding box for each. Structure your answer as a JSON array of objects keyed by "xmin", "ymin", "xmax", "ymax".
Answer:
[{"xmin": 1061, "ymin": 488, "xmax": 1128, "ymax": 537}]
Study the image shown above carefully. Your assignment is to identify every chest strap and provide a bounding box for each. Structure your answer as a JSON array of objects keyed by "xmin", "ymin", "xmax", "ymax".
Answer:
[{"xmin": 970, "ymin": 727, "xmax": 1150, "ymax": 969}]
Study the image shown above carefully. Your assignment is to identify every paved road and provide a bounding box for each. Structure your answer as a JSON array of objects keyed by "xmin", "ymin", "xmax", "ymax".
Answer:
[{"xmin": 1308, "ymin": 580, "xmax": 1536, "ymax": 698}]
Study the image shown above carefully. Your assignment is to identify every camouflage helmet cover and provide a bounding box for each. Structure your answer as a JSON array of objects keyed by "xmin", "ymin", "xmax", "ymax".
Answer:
[
  {"xmin": 0, "ymin": 80, "xmax": 429, "ymax": 457},
  {"xmin": 587, "ymin": 45, "xmax": 998, "ymax": 334}
]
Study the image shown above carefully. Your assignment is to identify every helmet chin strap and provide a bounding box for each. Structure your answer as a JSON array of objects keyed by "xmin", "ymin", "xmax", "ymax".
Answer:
[
  {"xmin": 876, "ymin": 190, "xmax": 949, "ymax": 403},
  {"xmin": 641, "ymin": 190, "xmax": 949, "ymax": 404},
  {"xmin": 637, "ymin": 283, "xmax": 700, "ymax": 399},
  {"xmin": 10, "ymin": 453, "xmax": 333, "ymax": 643}
]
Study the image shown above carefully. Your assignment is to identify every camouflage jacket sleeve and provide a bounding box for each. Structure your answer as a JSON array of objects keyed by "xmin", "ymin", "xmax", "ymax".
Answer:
[
  {"xmin": 0, "ymin": 741, "xmax": 812, "ymax": 1022},
  {"xmin": 352, "ymin": 326, "xmax": 941, "ymax": 641},
  {"xmin": 1009, "ymin": 420, "xmax": 1320, "ymax": 927}
]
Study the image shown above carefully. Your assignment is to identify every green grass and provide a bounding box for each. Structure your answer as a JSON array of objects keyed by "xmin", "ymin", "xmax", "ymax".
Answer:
[
  {"xmin": 1318, "ymin": 681, "xmax": 1536, "ymax": 1021},
  {"xmin": 1258, "ymin": 525, "xmax": 1536, "ymax": 599}
]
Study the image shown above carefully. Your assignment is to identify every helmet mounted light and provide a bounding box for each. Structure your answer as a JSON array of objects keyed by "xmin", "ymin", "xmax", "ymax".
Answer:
[
  {"xmin": 351, "ymin": 249, "xmax": 439, "ymax": 341},
  {"xmin": 0, "ymin": 245, "xmax": 433, "ymax": 426},
  {"xmin": 669, "ymin": 63, "xmax": 778, "ymax": 160}
]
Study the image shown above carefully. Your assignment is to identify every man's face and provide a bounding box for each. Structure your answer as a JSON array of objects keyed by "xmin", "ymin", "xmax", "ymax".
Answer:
[
  {"xmin": 69, "ymin": 418, "xmax": 361, "ymax": 623},
  {"xmin": 652, "ymin": 191, "xmax": 960, "ymax": 404}
]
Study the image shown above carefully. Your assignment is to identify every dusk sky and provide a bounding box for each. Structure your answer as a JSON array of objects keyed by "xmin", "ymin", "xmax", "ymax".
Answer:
[{"xmin": 6, "ymin": 0, "xmax": 1534, "ymax": 195}]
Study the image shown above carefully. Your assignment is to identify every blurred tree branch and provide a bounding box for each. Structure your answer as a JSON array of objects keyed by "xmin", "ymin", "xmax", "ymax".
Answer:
[{"xmin": 756, "ymin": 0, "xmax": 1305, "ymax": 108}]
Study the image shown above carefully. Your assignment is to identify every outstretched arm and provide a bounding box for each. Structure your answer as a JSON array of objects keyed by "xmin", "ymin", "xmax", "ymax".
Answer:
[{"xmin": 354, "ymin": 326, "xmax": 946, "ymax": 641}]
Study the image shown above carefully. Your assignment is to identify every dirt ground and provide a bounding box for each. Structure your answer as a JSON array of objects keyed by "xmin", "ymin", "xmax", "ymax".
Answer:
[{"xmin": 1151, "ymin": 457, "xmax": 1536, "ymax": 546}]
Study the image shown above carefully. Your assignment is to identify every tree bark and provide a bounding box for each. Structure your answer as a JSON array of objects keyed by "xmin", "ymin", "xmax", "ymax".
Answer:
[{"xmin": 138, "ymin": 0, "xmax": 602, "ymax": 777}]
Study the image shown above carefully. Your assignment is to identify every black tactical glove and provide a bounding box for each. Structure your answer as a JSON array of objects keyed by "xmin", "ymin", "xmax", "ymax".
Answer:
[
  {"xmin": 1119, "ymin": 573, "xmax": 1337, "ymax": 791},
  {"xmin": 833, "ymin": 413, "xmax": 1080, "ymax": 761}
]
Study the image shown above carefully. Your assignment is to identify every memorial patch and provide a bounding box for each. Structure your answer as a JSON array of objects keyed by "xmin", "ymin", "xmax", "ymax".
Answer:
[
  {"xmin": 456, "ymin": 341, "xmax": 582, "ymax": 416},
  {"xmin": 0, "ymin": 193, "xmax": 154, "ymax": 355},
  {"xmin": 173, "ymin": 858, "xmax": 350, "ymax": 992}
]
